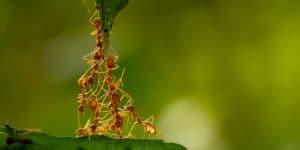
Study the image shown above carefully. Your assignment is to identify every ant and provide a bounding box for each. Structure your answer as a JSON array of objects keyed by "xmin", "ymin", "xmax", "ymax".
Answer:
[
  {"xmin": 76, "ymin": 119, "xmax": 92, "ymax": 136},
  {"xmin": 2, "ymin": 125, "xmax": 41, "ymax": 145},
  {"xmin": 141, "ymin": 116, "xmax": 157, "ymax": 139},
  {"xmin": 123, "ymin": 103, "xmax": 157, "ymax": 139}
]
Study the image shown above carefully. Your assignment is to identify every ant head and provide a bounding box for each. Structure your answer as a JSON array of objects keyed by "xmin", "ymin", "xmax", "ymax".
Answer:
[{"xmin": 94, "ymin": 17, "xmax": 101, "ymax": 25}]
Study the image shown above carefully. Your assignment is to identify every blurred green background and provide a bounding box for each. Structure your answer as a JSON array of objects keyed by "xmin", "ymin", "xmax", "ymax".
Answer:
[{"xmin": 1, "ymin": 0, "xmax": 300, "ymax": 150}]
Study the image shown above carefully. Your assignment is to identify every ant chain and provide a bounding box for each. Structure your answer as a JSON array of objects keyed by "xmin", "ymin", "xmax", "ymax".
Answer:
[{"xmin": 75, "ymin": 12, "xmax": 158, "ymax": 139}]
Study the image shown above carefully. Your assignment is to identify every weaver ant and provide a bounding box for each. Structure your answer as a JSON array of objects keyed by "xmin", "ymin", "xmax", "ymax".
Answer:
[{"xmin": 3, "ymin": 125, "xmax": 41, "ymax": 145}]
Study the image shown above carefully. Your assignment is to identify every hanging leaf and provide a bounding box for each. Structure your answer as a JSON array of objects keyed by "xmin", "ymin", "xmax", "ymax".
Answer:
[{"xmin": 95, "ymin": 0, "xmax": 129, "ymax": 48}]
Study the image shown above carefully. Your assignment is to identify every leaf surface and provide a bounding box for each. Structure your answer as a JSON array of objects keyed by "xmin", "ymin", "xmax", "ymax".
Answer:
[
  {"xmin": 0, "ymin": 127, "xmax": 186, "ymax": 150},
  {"xmin": 95, "ymin": 0, "xmax": 129, "ymax": 48}
]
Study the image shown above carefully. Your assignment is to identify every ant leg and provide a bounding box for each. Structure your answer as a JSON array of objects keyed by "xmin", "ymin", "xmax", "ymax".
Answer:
[
  {"xmin": 101, "ymin": 97, "xmax": 109, "ymax": 108},
  {"xmin": 113, "ymin": 54, "xmax": 119, "ymax": 62},
  {"xmin": 83, "ymin": 87, "xmax": 93, "ymax": 94},
  {"xmin": 112, "ymin": 64, "xmax": 120, "ymax": 71},
  {"xmin": 77, "ymin": 112, "xmax": 82, "ymax": 128},
  {"xmin": 97, "ymin": 128, "xmax": 111, "ymax": 136},
  {"xmin": 93, "ymin": 75, "xmax": 105, "ymax": 96},
  {"xmin": 118, "ymin": 88, "xmax": 134, "ymax": 103},
  {"xmin": 84, "ymin": 119, "xmax": 91, "ymax": 128},
  {"xmin": 110, "ymin": 47, "xmax": 119, "ymax": 59},
  {"xmin": 89, "ymin": 10, "xmax": 98, "ymax": 25},
  {"xmin": 144, "ymin": 115, "xmax": 154, "ymax": 122},
  {"xmin": 143, "ymin": 129, "xmax": 146, "ymax": 139},
  {"xmin": 83, "ymin": 49, "xmax": 97, "ymax": 63},
  {"xmin": 82, "ymin": 0, "xmax": 91, "ymax": 15},
  {"xmin": 82, "ymin": 0, "xmax": 100, "ymax": 16},
  {"xmin": 114, "ymin": 69, "xmax": 126, "ymax": 89},
  {"xmin": 97, "ymin": 86, "xmax": 108, "ymax": 98},
  {"xmin": 106, "ymin": 46, "xmax": 118, "ymax": 57},
  {"xmin": 94, "ymin": 70, "xmax": 106, "ymax": 75},
  {"xmin": 119, "ymin": 107, "xmax": 128, "ymax": 115},
  {"xmin": 124, "ymin": 133, "xmax": 133, "ymax": 139},
  {"xmin": 100, "ymin": 111, "xmax": 111, "ymax": 120},
  {"xmin": 102, "ymin": 73, "xmax": 109, "ymax": 84},
  {"xmin": 126, "ymin": 122, "xmax": 137, "ymax": 138},
  {"xmin": 90, "ymin": 30, "xmax": 98, "ymax": 36},
  {"xmin": 120, "ymin": 95, "xmax": 125, "ymax": 102},
  {"xmin": 92, "ymin": 73, "xmax": 105, "ymax": 92},
  {"xmin": 125, "ymin": 114, "xmax": 129, "ymax": 128},
  {"xmin": 98, "ymin": 93, "xmax": 107, "ymax": 103},
  {"xmin": 102, "ymin": 115, "xmax": 115, "ymax": 123},
  {"xmin": 115, "ymin": 55, "xmax": 119, "ymax": 62},
  {"xmin": 87, "ymin": 88, "xmax": 99, "ymax": 99},
  {"xmin": 123, "ymin": 113, "xmax": 131, "ymax": 134},
  {"xmin": 95, "ymin": 73, "xmax": 108, "ymax": 97}
]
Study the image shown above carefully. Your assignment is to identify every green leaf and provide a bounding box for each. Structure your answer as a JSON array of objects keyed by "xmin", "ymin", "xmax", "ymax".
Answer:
[
  {"xmin": 95, "ymin": 0, "xmax": 129, "ymax": 23},
  {"xmin": 94, "ymin": 0, "xmax": 129, "ymax": 49},
  {"xmin": 0, "ymin": 126, "xmax": 186, "ymax": 150}
]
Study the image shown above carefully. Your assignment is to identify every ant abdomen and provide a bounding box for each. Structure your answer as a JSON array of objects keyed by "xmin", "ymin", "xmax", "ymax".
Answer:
[
  {"xmin": 89, "ymin": 98, "xmax": 98, "ymax": 112},
  {"xmin": 110, "ymin": 92, "xmax": 120, "ymax": 105},
  {"xmin": 94, "ymin": 51, "xmax": 101, "ymax": 60},
  {"xmin": 96, "ymin": 40, "xmax": 103, "ymax": 48},
  {"xmin": 106, "ymin": 56, "xmax": 115, "ymax": 69},
  {"xmin": 78, "ymin": 74, "xmax": 88, "ymax": 89},
  {"xmin": 143, "ymin": 122, "xmax": 157, "ymax": 134},
  {"xmin": 87, "ymin": 75, "xmax": 94, "ymax": 85},
  {"xmin": 78, "ymin": 104, "xmax": 85, "ymax": 113}
]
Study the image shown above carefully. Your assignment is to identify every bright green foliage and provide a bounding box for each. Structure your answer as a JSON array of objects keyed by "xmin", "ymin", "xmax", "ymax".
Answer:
[{"xmin": 0, "ymin": 126, "xmax": 186, "ymax": 150}]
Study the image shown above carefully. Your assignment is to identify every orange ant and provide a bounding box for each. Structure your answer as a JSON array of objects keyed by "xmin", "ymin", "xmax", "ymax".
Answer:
[
  {"xmin": 125, "ymin": 115, "xmax": 157, "ymax": 139},
  {"xmin": 122, "ymin": 100, "xmax": 158, "ymax": 139},
  {"xmin": 142, "ymin": 116, "xmax": 157, "ymax": 138},
  {"xmin": 78, "ymin": 73, "xmax": 88, "ymax": 89},
  {"xmin": 76, "ymin": 119, "xmax": 92, "ymax": 136}
]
